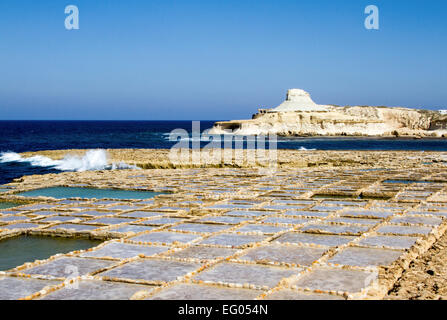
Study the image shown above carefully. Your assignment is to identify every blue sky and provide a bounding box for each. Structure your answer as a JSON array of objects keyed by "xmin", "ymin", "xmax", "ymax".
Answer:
[{"xmin": 0, "ymin": 0, "xmax": 445, "ymax": 120}]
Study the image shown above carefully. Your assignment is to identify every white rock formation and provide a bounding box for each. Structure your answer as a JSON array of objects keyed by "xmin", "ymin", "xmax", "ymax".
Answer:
[
  {"xmin": 209, "ymin": 89, "xmax": 447, "ymax": 137},
  {"xmin": 272, "ymin": 89, "xmax": 329, "ymax": 112}
]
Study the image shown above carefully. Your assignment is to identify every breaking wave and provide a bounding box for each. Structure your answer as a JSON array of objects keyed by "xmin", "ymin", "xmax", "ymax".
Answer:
[{"xmin": 0, "ymin": 149, "xmax": 139, "ymax": 172}]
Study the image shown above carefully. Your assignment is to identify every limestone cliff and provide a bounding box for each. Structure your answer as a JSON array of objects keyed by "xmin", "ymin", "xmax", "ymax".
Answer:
[{"xmin": 210, "ymin": 89, "xmax": 446, "ymax": 137}]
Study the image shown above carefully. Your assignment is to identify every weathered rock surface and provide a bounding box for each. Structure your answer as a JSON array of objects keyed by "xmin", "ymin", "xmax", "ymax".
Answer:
[
  {"xmin": 210, "ymin": 89, "xmax": 447, "ymax": 137},
  {"xmin": 19, "ymin": 149, "xmax": 447, "ymax": 170},
  {"xmin": 386, "ymin": 229, "xmax": 447, "ymax": 300}
]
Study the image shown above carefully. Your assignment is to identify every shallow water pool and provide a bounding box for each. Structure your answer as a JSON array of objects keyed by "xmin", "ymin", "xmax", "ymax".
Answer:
[
  {"xmin": 0, "ymin": 235, "xmax": 102, "ymax": 271},
  {"xmin": 383, "ymin": 180, "xmax": 434, "ymax": 184},
  {"xmin": 0, "ymin": 202, "xmax": 21, "ymax": 209},
  {"xmin": 16, "ymin": 187, "xmax": 166, "ymax": 200},
  {"xmin": 312, "ymin": 194, "xmax": 358, "ymax": 200}
]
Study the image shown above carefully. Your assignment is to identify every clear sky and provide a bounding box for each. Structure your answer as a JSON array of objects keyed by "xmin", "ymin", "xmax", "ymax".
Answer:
[{"xmin": 0, "ymin": 0, "xmax": 445, "ymax": 120}]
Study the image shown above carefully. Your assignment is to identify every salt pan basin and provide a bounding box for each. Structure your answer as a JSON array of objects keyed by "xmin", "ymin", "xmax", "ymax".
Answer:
[
  {"xmin": 16, "ymin": 187, "xmax": 166, "ymax": 200},
  {"xmin": 0, "ymin": 235, "xmax": 102, "ymax": 271},
  {"xmin": 0, "ymin": 202, "xmax": 21, "ymax": 209}
]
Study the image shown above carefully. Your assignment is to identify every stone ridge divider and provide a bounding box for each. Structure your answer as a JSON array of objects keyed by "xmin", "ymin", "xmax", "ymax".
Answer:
[{"xmin": 16, "ymin": 149, "xmax": 447, "ymax": 170}]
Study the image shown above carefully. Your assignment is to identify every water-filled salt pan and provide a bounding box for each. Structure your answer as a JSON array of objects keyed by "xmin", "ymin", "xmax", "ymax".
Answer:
[{"xmin": 17, "ymin": 187, "xmax": 165, "ymax": 200}]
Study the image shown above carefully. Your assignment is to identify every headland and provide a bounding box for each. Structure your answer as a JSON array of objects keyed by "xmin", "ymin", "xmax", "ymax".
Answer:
[{"xmin": 210, "ymin": 89, "xmax": 447, "ymax": 138}]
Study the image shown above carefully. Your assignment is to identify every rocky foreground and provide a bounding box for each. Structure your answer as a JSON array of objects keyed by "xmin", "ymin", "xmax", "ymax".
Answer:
[
  {"xmin": 2, "ymin": 149, "xmax": 447, "ymax": 299},
  {"xmin": 210, "ymin": 89, "xmax": 447, "ymax": 138}
]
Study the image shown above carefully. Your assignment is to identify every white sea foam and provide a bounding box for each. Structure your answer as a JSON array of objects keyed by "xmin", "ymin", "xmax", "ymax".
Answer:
[{"xmin": 0, "ymin": 149, "xmax": 139, "ymax": 172}]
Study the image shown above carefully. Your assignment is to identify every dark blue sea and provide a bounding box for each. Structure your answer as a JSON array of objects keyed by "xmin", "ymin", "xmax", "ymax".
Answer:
[{"xmin": 2, "ymin": 120, "xmax": 447, "ymax": 185}]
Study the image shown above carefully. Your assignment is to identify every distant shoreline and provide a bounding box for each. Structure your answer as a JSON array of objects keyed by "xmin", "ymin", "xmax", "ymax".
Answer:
[{"xmin": 276, "ymin": 135, "xmax": 447, "ymax": 140}]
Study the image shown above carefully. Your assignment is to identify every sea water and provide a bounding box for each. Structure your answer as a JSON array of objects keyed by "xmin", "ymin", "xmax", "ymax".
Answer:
[{"xmin": 2, "ymin": 121, "xmax": 447, "ymax": 185}]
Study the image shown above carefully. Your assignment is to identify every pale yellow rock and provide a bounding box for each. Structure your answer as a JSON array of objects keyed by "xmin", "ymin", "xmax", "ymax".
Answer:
[{"xmin": 209, "ymin": 89, "xmax": 447, "ymax": 137}]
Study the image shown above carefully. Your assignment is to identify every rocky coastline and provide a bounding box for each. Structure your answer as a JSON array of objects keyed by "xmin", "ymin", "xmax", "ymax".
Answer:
[{"xmin": 210, "ymin": 89, "xmax": 447, "ymax": 138}]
